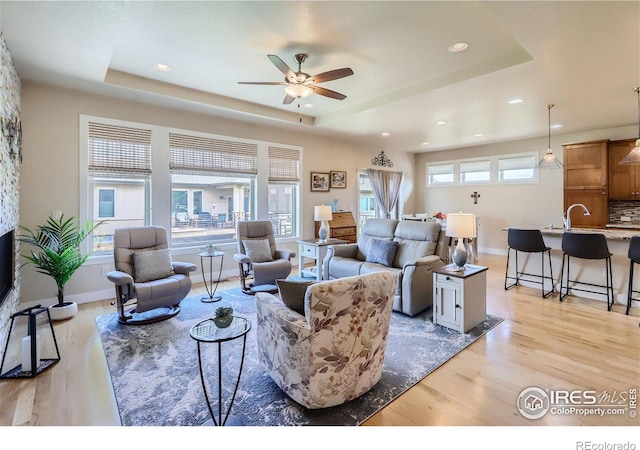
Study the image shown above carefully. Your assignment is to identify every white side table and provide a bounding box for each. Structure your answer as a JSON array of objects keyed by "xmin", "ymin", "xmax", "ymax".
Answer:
[
  {"xmin": 297, "ymin": 238, "xmax": 348, "ymax": 280},
  {"xmin": 432, "ymin": 264, "xmax": 488, "ymax": 332}
]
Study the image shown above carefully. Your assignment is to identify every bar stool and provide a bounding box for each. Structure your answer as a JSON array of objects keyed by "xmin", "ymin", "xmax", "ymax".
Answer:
[
  {"xmin": 560, "ymin": 232, "xmax": 614, "ymax": 311},
  {"xmin": 504, "ymin": 228, "xmax": 554, "ymax": 298},
  {"xmin": 626, "ymin": 235, "xmax": 640, "ymax": 315}
]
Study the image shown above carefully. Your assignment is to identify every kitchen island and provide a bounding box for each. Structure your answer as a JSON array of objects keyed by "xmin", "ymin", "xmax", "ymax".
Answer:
[{"xmin": 503, "ymin": 226, "xmax": 639, "ymax": 311}]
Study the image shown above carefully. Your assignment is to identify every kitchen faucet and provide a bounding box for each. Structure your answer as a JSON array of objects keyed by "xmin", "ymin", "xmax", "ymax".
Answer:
[{"xmin": 563, "ymin": 203, "xmax": 591, "ymax": 231}]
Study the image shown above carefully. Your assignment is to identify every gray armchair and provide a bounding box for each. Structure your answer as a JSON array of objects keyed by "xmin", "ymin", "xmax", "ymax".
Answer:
[
  {"xmin": 233, "ymin": 221, "xmax": 296, "ymax": 294},
  {"xmin": 107, "ymin": 226, "xmax": 197, "ymax": 324}
]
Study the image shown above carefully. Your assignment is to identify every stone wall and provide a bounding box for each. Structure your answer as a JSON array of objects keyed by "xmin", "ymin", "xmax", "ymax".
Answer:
[{"xmin": 0, "ymin": 32, "xmax": 22, "ymax": 355}]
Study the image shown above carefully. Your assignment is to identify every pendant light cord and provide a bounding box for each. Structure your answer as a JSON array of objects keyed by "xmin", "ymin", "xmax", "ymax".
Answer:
[
  {"xmin": 547, "ymin": 104, "xmax": 554, "ymax": 149},
  {"xmin": 636, "ymin": 87, "xmax": 640, "ymax": 139}
]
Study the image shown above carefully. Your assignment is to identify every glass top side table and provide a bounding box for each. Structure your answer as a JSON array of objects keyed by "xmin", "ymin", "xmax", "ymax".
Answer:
[
  {"xmin": 189, "ymin": 315, "xmax": 251, "ymax": 426},
  {"xmin": 198, "ymin": 251, "xmax": 225, "ymax": 303}
]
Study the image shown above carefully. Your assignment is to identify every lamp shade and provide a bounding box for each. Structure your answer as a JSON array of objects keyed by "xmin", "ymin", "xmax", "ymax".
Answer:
[
  {"xmin": 285, "ymin": 84, "xmax": 313, "ymax": 99},
  {"xmin": 445, "ymin": 212, "xmax": 476, "ymax": 238},
  {"xmin": 314, "ymin": 205, "xmax": 333, "ymax": 221}
]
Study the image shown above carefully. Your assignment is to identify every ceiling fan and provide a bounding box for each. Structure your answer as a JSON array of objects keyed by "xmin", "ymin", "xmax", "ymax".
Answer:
[{"xmin": 238, "ymin": 53, "xmax": 354, "ymax": 105}]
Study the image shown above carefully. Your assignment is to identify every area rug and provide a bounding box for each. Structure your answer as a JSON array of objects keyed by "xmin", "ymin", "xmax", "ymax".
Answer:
[{"xmin": 96, "ymin": 288, "xmax": 502, "ymax": 426}]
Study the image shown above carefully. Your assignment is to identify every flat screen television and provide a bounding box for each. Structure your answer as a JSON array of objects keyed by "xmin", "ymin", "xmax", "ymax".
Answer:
[{"xmin": 0, "ymin": 229, "xmax": 14, "ymax": 307}]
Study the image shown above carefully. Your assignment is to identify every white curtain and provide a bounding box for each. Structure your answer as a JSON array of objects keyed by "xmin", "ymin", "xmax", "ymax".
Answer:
[{"xmin": 367, "ymin": 168, "xmax": 403, "ymax": 219}]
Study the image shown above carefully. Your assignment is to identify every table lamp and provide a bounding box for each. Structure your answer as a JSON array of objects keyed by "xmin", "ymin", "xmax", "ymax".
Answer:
[
  {"xmin": 445, "ymin": 212, "xmax": 476, "ymax": 270},
  {"xmin": 314, "ymin": 205, "xmax": 333, "ymax": 242}
]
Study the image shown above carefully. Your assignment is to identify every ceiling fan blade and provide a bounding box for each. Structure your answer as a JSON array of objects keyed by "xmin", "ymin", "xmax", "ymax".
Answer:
[
  {"xmin": 283, "ymin": 94, "xmax": 296, "ymax": 105},
  {"xmin": 237, "ymin": 81, "xmax": 288, "ymax": 85},
  {"xmin": 312, "ymin": 86, "xmax": 347, "ymax": 100},
  {"xmin": 311, "ymin": 68, "xmax": 354, "ymax": 84},
  {"xmin": 268, "ymin": 55, "xmax": 295, "ymax": 80}
]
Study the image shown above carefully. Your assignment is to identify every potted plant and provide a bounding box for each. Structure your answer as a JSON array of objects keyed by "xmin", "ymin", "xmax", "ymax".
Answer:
[
  {"xmin": 19, "ymin": 214, "xmax": 102, "ymax": 320},
  {"xmin": 213, "ymin": 306, "xmax": 234, "ymax": 328}
]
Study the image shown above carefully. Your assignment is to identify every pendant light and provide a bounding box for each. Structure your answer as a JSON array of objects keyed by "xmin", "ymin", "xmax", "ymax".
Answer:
[
  {"xmin": 618, "ymin": 87, "xmax": 640, "ymax": 165},
  {"xmin": 536, "ymin": 104, "xmax": 563, "ymax": 169}
]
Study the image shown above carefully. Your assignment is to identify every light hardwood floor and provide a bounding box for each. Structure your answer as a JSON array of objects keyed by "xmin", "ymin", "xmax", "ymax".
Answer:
[{"xmin": 1, "ymin": 253, "xmax": 638, "ymax": 427}]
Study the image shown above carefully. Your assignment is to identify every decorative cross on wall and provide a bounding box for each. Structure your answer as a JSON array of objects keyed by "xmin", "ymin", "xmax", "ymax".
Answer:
[{"xmin": 471, "ymin": 191, "xmax": 481, "ymax": 204}]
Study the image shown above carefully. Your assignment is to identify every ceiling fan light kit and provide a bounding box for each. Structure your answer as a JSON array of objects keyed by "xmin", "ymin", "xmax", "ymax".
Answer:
[
  {"xmin": 239, "ymin": 53, "xmax": 353, "ymax": 105},
  {"xmin": 618, "ymin": 87, "xmax": 640, "ymax": 165}
]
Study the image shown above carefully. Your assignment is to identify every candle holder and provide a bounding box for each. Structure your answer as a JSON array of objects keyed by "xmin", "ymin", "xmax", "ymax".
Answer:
[{"xmin": 0, "ymin": 305, "xmax": 61, "ymax": 379}]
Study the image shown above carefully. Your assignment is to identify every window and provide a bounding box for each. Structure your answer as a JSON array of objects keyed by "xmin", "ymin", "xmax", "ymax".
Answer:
[
  {"xmin": 268, "ymin": 146, "xmax": 300, "ymax": 238},
  {"xmin": 193, "ymin": 191, "xmax": 203, "ymax": 214},
  {"xmin": 169, "ymin": 132, "xmax": 257, "ymax": 247},
  {"xmin": 358, "ymin": 172, "xmax": 386, "ymax": 229},
  {"xmin": 97, "ymin": 189, "xmax": 115, "ymax": 218},
  {"xmin": 82, "ymin": 116, "xmax": 302, "ymax": 257},
  {"xmin": 498, "ymin": 154, "xmax": 537, "ymax": 182},
  {"xmin": 427, "ymin": 163, "xmax": 454, "ymax": 185},
  {"xmin": 426, "ymin": 151, "xmax": 539, "ymax": 187},
  {"xmin": 460, "ymin": 160, "xmax": 490, "ymax": 183},
  {"xmin": 87, "ymin": 121, "xmax": 151, "ymax": 254}
]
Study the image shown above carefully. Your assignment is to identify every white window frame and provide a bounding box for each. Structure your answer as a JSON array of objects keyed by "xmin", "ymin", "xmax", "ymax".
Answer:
[
  {"xmin": 80, "ymin": 115, "xmax": 302, "ymax": 261},
  {"xmin": 459, "ymin": 159, "xmax": 491, "ymax": 184},
  {"xmin": 498, "ymin": 153, "xmax": 538, "ymax": 183},
  {"xmin": 426, "ymin": 151, "xmax": 539, "ymax": 187},
  {"xmin": 426, "ymin": 163, "xmax": 455, "ymax": 186}
]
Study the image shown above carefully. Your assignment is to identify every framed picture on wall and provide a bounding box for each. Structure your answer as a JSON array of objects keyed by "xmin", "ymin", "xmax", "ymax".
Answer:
[
  {"xmin": 310, "ymin": 171, "xmax": 330, "ymax": 192},
  {"xmin": 330, "ymin": 171, "xmax": 347, "ymax": 188}
]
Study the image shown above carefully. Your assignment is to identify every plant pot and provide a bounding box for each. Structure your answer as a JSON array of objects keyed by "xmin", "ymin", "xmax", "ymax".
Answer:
[
  {"xmin": 49, "ymin": 301, "xmax": 78, "ymax": 321},
  {"xmin": 213, "ymin": 315, "xmax": 233, "ymax": 328}
]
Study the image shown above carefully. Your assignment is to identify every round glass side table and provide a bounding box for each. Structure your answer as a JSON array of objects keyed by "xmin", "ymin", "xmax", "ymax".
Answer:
[
  {"xmin": 198, "ymin": 251, "xmax": 224, "ymax": 303},
  {"xmin": 189, "ymin": 315, "xmax": 251, "ymax": 426}
]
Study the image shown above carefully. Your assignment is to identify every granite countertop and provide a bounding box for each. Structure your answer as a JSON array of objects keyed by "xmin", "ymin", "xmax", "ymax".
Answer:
[
  {"xmin": 606, "ymin": 222, "xmax": 640, "ymax": 230},
  {"xmin": 539, "ymin": 226, "xmax": 639, "ymax": 241}
]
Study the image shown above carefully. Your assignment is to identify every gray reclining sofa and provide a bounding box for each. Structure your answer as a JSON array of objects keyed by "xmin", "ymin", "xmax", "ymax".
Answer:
[{"xmin": 323, "ymin": 218, "xmax": 447, "ymax": 316}]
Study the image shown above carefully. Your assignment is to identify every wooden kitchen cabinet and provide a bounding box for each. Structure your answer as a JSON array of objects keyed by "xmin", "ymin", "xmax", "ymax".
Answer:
[
  {"xmin": 608, "ymin": 138, "xmax": 640, "ymax": 200},
  {"xmin": 563, "ymin": 139, "xmax": 609, "ymax": 228}
]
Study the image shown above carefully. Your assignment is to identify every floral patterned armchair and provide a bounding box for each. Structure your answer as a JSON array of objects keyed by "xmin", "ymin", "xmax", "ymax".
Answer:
[{"xmin": 255, "ymin": 271, "xmax": 397, "ymax": 409}]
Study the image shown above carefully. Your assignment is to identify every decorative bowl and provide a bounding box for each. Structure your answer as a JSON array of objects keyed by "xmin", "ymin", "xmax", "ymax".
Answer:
[{"xmin": 213, "ymin": 315, "xmax": 233, "ymax": 328}]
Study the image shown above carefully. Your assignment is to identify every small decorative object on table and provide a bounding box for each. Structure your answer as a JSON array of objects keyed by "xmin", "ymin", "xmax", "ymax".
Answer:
[
  {"xmin": 433, "ymin": 211, "xmax": 447, "ymax": 225},
  {"xmin": 213, "ymin": 307, "xmax": 233, "ymax": 328}
]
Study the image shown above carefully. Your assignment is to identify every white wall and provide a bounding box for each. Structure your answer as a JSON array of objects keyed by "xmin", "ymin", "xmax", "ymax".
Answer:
[
  {"xmin": 415, "ymin": 125, "xmax": 637, "ymax": 255},
  {"xmin": 19, "ymin": 81, "xmax": 416, "ymax": 304}
]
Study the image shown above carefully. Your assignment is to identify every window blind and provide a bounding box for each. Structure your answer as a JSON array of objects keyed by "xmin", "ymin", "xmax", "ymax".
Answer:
[
  {"xmin": 169, "ymin": 133, "xmax": 258, "ymax": 176},
  {"xmin": 88, "ymin": 122, "xmax": 152, "ymax": 178},
  {"xmin": 427, "ymin": 163, "xmax": 454, "ymax": 175},
  {"xmin": 459, "ymin": 160, "xmax": 490, "ymax": 173},
  {"xmin": 498, "ymin": 155, "xmax": 536, "ymax": 171},
  {"xmin": 268, "ymin": 146, "xmax": 300, "ymax": 182}
]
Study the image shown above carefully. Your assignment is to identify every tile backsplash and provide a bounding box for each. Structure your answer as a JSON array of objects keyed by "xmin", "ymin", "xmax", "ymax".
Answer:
[{"xmin": 609, "ymin": 200, "xmax": 640, "ymax": 223}]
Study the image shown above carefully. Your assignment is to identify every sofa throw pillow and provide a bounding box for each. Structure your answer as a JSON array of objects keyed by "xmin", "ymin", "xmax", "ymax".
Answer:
[
  {"xmin": 133, "ymin": 248, "xmax": 175, "ymax": 283},
  {"xmin": 365, "ymin": 237, "xmax": 399, "ymax": 267},
  {"xmin": 276, "ymin": 279, "xmax": 316, "ymax": 315},
  {"xmin": 242, "ymin": 238, "xmax": 273, "ymax": 263}
]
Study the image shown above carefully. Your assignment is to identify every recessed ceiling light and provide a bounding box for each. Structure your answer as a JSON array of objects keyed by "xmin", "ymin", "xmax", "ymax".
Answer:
[
  {"xmin": 474, "ymin": 133, "xmax": 483, "ymax": 137},
  {"xmin": 421, "ymin": 142, "xmax": 430, "ymax": 146},
  {"xmin": 448, "ymin": 42, "xmax": 469, "ymax": 53},
  {"xmin": 154, "ymin": 63, "xmax": 171, "ymax": 72},
  {"xmin": 381, "ymin": 132, "xmax": 390, "ymax": 137},
  {"xmin": 551, "ymin": 124, "xmax": 563, "ymax": 129},
  {"xmin": 437, "ymin": 120, "xmax": 448, "ymax": 125},
  {"xmin": 508, "ymin": 98, "xmax": 524, "ymax": 104}
]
